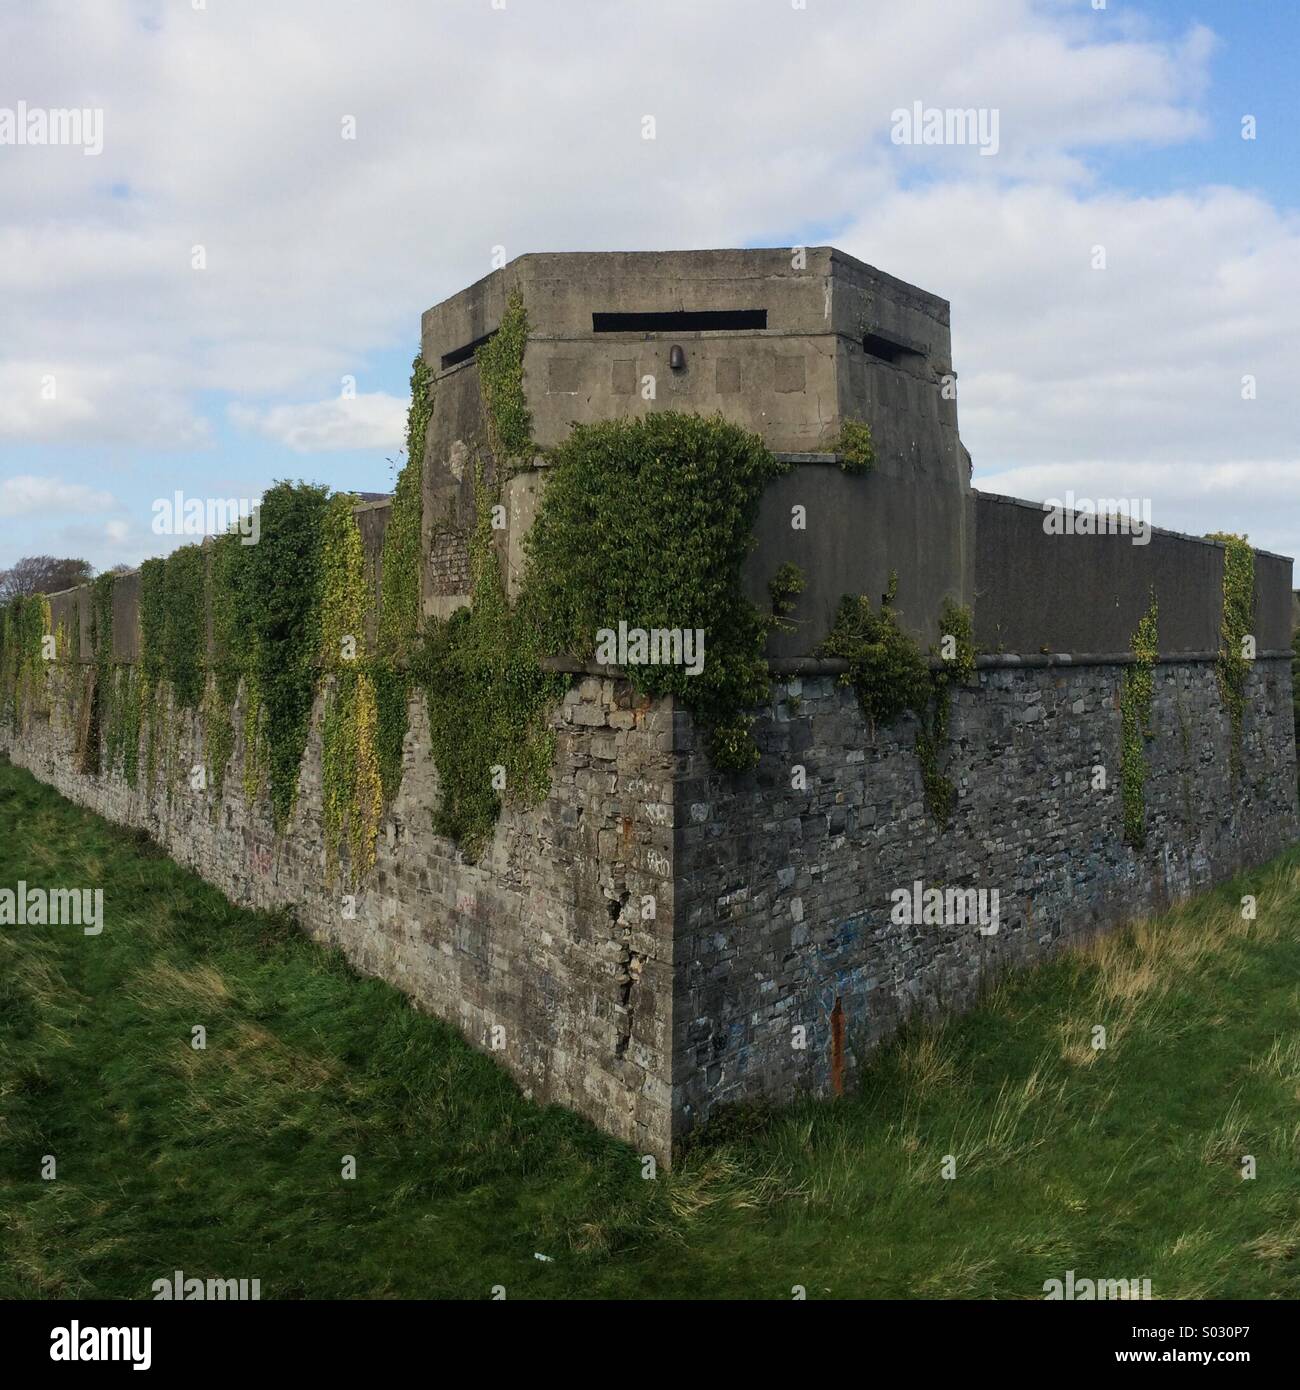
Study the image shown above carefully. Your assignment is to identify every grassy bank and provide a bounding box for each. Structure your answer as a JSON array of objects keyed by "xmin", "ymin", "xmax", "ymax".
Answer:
[{"xmin": 2, "ymin": 754, "xmax": 1298, "ymax": 1299}]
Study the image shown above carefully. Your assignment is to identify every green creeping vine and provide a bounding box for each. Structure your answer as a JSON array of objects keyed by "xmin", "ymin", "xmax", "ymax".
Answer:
[
  {"xmin": 1291, "ymin": 626, "xmax": 1299, "ymax": 799},
  {"xmin": 162, "ymin": 546, "xmax": 206, "ymax": 712},
  {"xmin": 103, "ymin": 664, "xmax": 141, "ymax": 787},
  {"xmin": 78, "ymin": 574, "xmax": 116, "ymax": 775},
  {"xmin": 522, "ymin": 412, "xmax": 787, "ymax": 772},
  {"xmin": 318, "ymin": 493, "xmax": 383, "ymax": 881},
  {"xmin": 820, "ymin": 577, "xmax": 931, "ymax": 729},
  {"xmin": 205, "ymin": 533, "xmax": 245, "ymax": 798},
  {"xmin": 1208, "ymin": 533, "xmax": 1254, "ymax": 779},
  {"xmin": 834, "ymin": 419, "xmax": 876, "ymax": 475},
  {"xmin": 0, "ymin": 593, "xmax": 51, "ymax": 730},
  {"xmin": 413, "ymin": 289, "xmax": 790, "ymax": 851},
  {"xmin": 122, "ymin": 548, "xmax": 205, "ymax": 796},
  {"xmin": 1120, "ymin": 594, "xmax": 1159, "ymax": 849},
  {"xmin": 371, "ymin": 353, "xmax": 431, "ymax": 807},
  {"xmin": 410, "ymin": 295, "xmax": 557, "ymax": 856},
  {"xmin": 918, "ymin": 599, "xmax": 977, "ymax": 827},
  {"xmin": 138, "ymin": 558, "xmax": 166, "ymax": 786},
  {"xmin": 768, "ymin": 563, "xmax": 805, "ymax": 635},
  {"xmin": 248, "ymin": 483, "xmax": 331, "ymax": 828},
  {"xmin": 820, "ymin": 582, "xmax": 975, "ymax": 828},
  {"xmin": 416, "ymin": 457, "xmax": 566, "ymax": 859},
  {"xmin": 475, "ymin": 289, "xmax": 533, "ymax": 467}
]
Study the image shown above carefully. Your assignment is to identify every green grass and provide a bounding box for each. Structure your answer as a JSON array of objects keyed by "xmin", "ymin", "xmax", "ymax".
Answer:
[{"xmin": 2, "ymin": 754, "xmax": 1299, "ymax": 1300}]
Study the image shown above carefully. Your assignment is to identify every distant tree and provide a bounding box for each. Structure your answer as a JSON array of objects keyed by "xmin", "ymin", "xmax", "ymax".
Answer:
[{"xmin": 0, "ymin": 555, "xmax": 95, "ymax": 601}]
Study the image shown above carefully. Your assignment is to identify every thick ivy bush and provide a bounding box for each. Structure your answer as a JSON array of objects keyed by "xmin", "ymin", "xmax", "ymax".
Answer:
[
  {"xmin": 835, "ymin": 418, "xmax": 876, "ymax": 475},
  {"xmin": 521, "ymin": 411, "xmax": 787, "ymax": 770},
  {"xmin": 318, "ymin": 493, "xmax": 384, "ymax": 880},
  {"xmin": 0, "ymin": 593, "xmax": 50, "ymax": 729},
  {"xmin": 416, "ymin": 459, "xmax": 566, "ymax": 858},
  {"xmin": 248, "ymin": 482, "xmax": 331, "ymax": 827},
  {"xmin": 163, "ymin": 544, "xmax": 207, "ymax": 711}
]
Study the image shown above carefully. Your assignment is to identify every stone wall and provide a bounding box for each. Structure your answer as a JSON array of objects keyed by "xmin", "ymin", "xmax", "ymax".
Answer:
[
  {"xmin": 0, "ymin": 664, "xmax": 678, "ymax": 1161},
  {"xmin": 670, "ymin": 655, "xmax": 1299, "ymax": 1137},
  {"xmin": 3, "ymin": 647, "xmax": 1296, "ymax": 1156}
]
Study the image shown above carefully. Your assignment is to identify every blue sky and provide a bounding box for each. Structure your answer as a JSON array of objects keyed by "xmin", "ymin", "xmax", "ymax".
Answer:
[
  {"xmin": 1094, "ymin": 0, "xmax": 1297, "ymax": 206},
  {"xmin": 2, "ymin": 0, "xmax": 1297, "ymax": 572}
]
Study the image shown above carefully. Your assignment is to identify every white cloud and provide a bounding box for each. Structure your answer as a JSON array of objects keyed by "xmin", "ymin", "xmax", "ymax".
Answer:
[
  {"xmin": 229, "ymin": 392, "xmax": 406, "ymax": 453},
  {"xmin": 0, "ymin": 474, "xmax": 116, "ymax": 517},
  {"xmin": 830, "ymin": 179, "xmax": 1300, "ymax": 556},
  {"xmin": 0, "ymin": 360, "xmax": 210, "ymax": 447},
  {"xmin": 0, "ymin": 0, "xmax": 1295, "ymax": 561}
]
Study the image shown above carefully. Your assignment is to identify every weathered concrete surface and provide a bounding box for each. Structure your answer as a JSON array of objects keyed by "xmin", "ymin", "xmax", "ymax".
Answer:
[
  {"xmin": 419, "ymin": 248, "xmax": 975, "ymax": 628},
  {"xmin": 745, "ymin": 458, "xmax": 977, "ymax": 653},
  {"xmin": 975, "ymin": 492, "xmax": 1294, "ymax": 656}
]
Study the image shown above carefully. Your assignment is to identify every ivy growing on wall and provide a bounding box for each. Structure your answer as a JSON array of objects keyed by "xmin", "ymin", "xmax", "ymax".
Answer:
[
  {"xmin": 416, "ymin": 458, "xmax": 566, "ymax": 858},
  {"xmin": 138, "ymin": 557, "xmax": 167, "ymax": 787},
  {"xmin": 820, "ymin": 580, "xmax": 976, "ymax": 827},
  {"xmin": 76, "ymin": 574, "xmax": 116, "ymax": 776},
  {"xmin": 318, "ymin": 493, "xmax": 384, "ymax": 880},
  {"xmin": 522, "ymin": 411, "xmax": 787, "ymax": 771},
  {"xmin": 104, "ymin": 665, "xmax": 141, "ymax": 788},
  {"xmin": 820, "ymin": 577, "xmax": 932, "ymax": 729},
  {"xmin": 1208, "ymin": 533, "xmax": 1254, "ymax": 779},
  {"xmin": 1292, "ymin": 626, "xmax": 1299, "ymax": 798},
  {"xmin": 162, "ymin": 545, "xmax": 206, "ymax": 711},
  {"xmin": 768, "ymin": 562, "xmax": 805, "ymax": 635},
  {"xmin": 1120, "ymin": 593, "xmax": 1159, "ymax": 849},
  {"xmin": 248, "ymin": 482, "xmax": 331, "ymax": 828},
  {"xmin": 475, "ymin": 288, "xmax": 533, "ymax": 466},
  {"xmin": 834, "ymin": 419, "xmax": 876, "ymax": 475},
  {"xmin": 8, "ymin": 294, "xmax": 1065, "ymax": 875},
  {"xmin": 410, "ymin": 293, "xmax": 794, "ymax": 848},
  {"xmin": 0, "ymin": 593, "xmax": 51, "ymax": 730},
  {"xmin": 201, "ymin": 533, "xmax": 239, "ymax": 797},
  {"xmin": 917, "ymin": 598, "xmax": 977, "ymax": 828},
  {"xmin": 372, "ymin": 353, "xmax": 431, "ymax": 806}
]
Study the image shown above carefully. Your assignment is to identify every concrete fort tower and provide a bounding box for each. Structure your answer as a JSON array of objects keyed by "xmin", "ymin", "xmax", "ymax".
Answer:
[{"xmin": 418, "ymin": 247, "xmax": 975, "ymax": 652}]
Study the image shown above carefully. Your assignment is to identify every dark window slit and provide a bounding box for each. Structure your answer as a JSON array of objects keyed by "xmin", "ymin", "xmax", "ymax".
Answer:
[
  {"xmin": 440, "ymin": 330, "xmax": 497, "ymax": 370},
  {"xmin": 592, "ymin": 309, "xmax": 767, "ymax": 333},
  {"xmin": 862, "ymin": 332, "xmax": 922, "ymax": 364}
]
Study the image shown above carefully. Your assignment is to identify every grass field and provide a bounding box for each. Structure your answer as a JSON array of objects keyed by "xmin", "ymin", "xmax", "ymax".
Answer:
[{"xmin": 2, "ymin": 754, "xmax": 1299, "ymax": 1300}]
